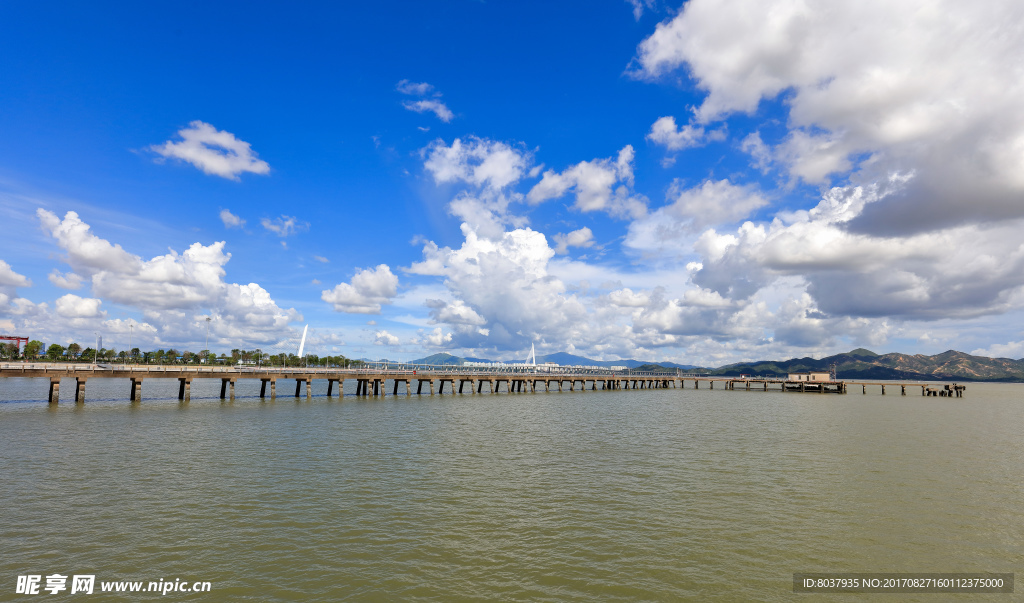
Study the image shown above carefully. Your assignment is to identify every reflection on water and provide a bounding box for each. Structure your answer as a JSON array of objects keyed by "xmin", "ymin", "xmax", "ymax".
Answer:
[{"xmin": 2, "ymin": 378, "xmax": 1022, "ymax": 600}]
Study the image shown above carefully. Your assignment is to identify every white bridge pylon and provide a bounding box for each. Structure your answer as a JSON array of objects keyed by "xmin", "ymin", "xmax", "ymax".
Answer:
[{"xmin": 297, "ymin": 324, "xmax": 308, "ymax": 358}]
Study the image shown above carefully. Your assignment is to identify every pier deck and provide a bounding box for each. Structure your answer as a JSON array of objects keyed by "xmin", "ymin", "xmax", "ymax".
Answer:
[{"xmin": 0, "ymin": 363, "xmax": 965, "ymax": 403}]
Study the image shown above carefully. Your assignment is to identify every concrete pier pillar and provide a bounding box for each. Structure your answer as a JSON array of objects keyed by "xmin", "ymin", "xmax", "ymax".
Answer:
[
  {"xmin": 178, "ymin": 377, "xmax": 192, "ymax": 400},
  {"xmin": 305, "ymin": 379, "xmax": 312, "ymax": 399},
  {"xmin": 75, "ymin": 377, "xmax": 87, "ymax": 402},
  {"xmin": 881, "ymin": 385, "xmax": 886, "ymax": 395},
  {"xmin": 260, "ymin": 378, "xmax": 275, "ymax": 398},
  {"xmin": 130, "ymin": 377, "xmax": 143, "ymax": 402},
  {"xmin": 219, "ymin": 378, "xmax": 235, "ymax": 399},
  {"xmin": 327, "ymin": 379, "xmax": 334, "ymax": 397},
  {"xmin": 48, "ymin": 377, "xmax": 60, "ymax": 404},
  {"xmin": 294, "ymin": 379, "xmax": 303, "ymax": 398}
]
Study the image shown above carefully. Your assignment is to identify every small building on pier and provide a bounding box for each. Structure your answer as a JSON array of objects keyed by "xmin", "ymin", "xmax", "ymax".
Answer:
[{"xmin": 788, "ymin": 371, "xmax": 831, "ymax": 382}]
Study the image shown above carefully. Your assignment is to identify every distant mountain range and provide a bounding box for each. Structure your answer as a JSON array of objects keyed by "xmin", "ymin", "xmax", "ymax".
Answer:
[
  {"xmin": 409, "ymin": 348, "xmax": 1024, "ymax": 381},
  {"xmin": 707, "ymin": 348, "xmax": 1024, "ymax": 382}
]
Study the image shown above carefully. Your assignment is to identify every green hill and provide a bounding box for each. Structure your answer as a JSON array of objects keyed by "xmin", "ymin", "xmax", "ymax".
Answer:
[{"xmin": 707, "ymin": 349, "xmax": 1024, "ymax": 381}]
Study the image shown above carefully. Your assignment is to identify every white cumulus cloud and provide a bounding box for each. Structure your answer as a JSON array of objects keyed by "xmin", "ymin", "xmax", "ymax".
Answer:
[
  {"xmin": 374, "ymin": 330, "xmax": 400, "ymax": 346},
  {"xmin": 527, "ymin": 146, "xmax": 647, "ymax": 219},
  {"xmin": 150, "ymin": 121, "xmax": 270, "ymax": 181},
  {"xmin": 36, "ymin": 209, "xmax": 300, "ymax": 346},
  {"xmin": 48, "ymin": 270, "xmax": 84, "ymax": 290},
  {"xmin": 423, "ymin": 137, "xmax": 534, "ymax": 238},
  {"xmin": 261, "ymin": 215, "xmax": 309, "ymax": 237},
  {"xmin": 396, "ymin": 79, "xmax": 436, "ymax": 96},
  {"xmin": 0, "ymin": 260, "xmax": 30, "ymax": 297},
  {"xmin": 220, "ymin": 209, "xmax": 245, "ymax": 228},
  {"xmin": 632, "ymin": 0, "xmax": 1024, "ymax": 231},
  {"xmin": 403, "ymin": 99, "xmax": 454, "ymax": 123},
  {"xmin": 553, "ymin": 227, "xmax": 595, "ymax": 255},
  {"xmin": 322, "ymin": 265, "xmax": 399, "ymax": 314},
  {"xmin": 647, "ymin": 115, "xmax": 725, "ymax": 151},
  {"xmin": 55, "ymin": 294, "xmax": 105, "ymax": 319}
]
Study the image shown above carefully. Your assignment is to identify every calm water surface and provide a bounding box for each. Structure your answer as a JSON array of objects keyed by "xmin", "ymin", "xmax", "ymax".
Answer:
[{"xmin": 1, "ymin": 378, "xmax": 1021, "ymax": 601}]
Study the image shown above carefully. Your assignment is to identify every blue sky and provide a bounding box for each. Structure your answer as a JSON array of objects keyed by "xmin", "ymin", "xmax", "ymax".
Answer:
[{"xmin": 3, "ymin": 0, "xmax": 1024, "ymax": 365}]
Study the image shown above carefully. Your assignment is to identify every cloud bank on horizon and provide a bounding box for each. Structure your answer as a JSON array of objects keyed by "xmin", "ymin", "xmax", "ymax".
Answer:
[{"xmin": 2, "ymin": 0, "xmax": 1024, "ymax": 364}]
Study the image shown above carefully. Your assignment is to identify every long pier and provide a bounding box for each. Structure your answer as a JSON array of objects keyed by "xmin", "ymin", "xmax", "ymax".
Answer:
[{"xmin": 1, "ymin": 363, "xmax": 965, "ymax": 403}]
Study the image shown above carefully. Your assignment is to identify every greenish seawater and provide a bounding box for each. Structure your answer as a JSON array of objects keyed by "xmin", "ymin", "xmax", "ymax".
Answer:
[{"xmin": 1, "ymin": 378, "xmax": 1021, "ymax": 601}]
